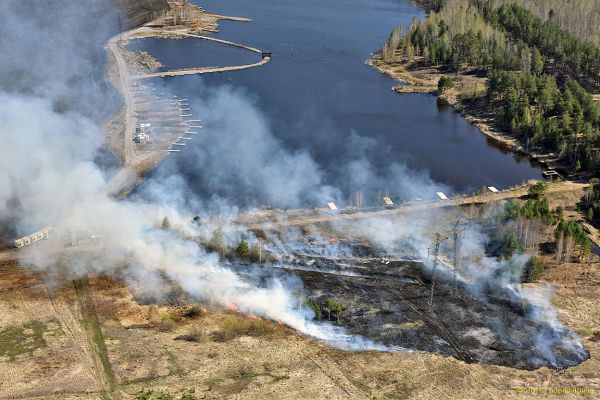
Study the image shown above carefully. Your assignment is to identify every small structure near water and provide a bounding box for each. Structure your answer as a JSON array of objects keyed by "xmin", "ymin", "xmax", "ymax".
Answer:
[{"xmin": 134, "ymin": 123, "xmax": 152, "ymax": 144}]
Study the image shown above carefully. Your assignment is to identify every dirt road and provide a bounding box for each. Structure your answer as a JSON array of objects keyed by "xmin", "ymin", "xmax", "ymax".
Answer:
[
  {"xmin": 229, "ymin": 181, "xmax": 588, "ymax": 232},
  {"xmin": 107, "ymin": 34, "xmax": 136, "ymax": 167}
]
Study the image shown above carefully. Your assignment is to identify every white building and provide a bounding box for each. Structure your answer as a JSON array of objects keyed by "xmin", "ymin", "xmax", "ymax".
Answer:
[
  {"xmin": 14, "ymin": 226, "xmax": 53, "ymax": 248},
  {"xmin": 134, "ymin": 123, "xmax": 152, "ymax": 144}
]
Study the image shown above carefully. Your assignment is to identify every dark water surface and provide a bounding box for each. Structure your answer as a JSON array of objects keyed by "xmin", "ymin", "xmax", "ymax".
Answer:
[
  {"xmin": 134, "ymin": 0, "xmax": 542, "ymax": 205},
  {"xmin": 128, "ymin": 37, "xmax": 259, "ymax": 72}
]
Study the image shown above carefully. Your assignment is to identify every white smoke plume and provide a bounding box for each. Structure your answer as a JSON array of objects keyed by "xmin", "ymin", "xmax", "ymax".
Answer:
[
  {"xmin": 1, "ymin": 81, "xmax": 410, "ymax": 350},
  {"xmin": 0, "ymin": 0, "xmax": 586, "ymax": 366}
]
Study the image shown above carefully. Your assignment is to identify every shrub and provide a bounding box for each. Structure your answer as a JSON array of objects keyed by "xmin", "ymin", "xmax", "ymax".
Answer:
[
  {"xmin": 159, "ymin": 314, "xmax": 177, "ymax": 332},
  {"xmin": 528, "ymin": 181, "xmax": 548, "ymax": 199},
  {"xmin": 524, "ymin": 256, "xmax": 545, "ymax": 282},
  {"xmin": 438, "ymin": 76, "xmax": 453, "ymax": 92},
  {"xmin": 306, "ymin": 300, "xmax": 322, "ymax": 320},
  {"xmin": 325, "ymin": 299, "xmax": 344, "ymax": 323},
  {"xmin": 234, "ymin": 240, "xmax": 249, "ymax": 259},
  {"xmin": 211, "ymin": 315, "xmax": 278, "ymax": 342},
  {"xmin": 182, "ymin": 304, "xmax": 203, "ymax": 319}
]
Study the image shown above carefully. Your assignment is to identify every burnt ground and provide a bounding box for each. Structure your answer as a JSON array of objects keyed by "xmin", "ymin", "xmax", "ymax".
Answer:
[{"xmin": 249, "ymin": 254, "xmax": 589, "ymax": 371}]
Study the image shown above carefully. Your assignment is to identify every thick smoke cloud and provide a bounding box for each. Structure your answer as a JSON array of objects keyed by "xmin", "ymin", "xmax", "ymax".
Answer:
[
  {"xmin": 0, "ymin": 0, "xmax": 412, "ymax": 349},
  {"xmin": 139, "ymin": 84, "xmax": 339, "ymax": 210},
  {"xmin": 0, "ymin": 0, "xmax": 121, "ymax": 118},
  {"xmin": 0, "ymin": 0, "xmax": 586, "ymax": 363},
  {"xmin": 138, "ymin": 81, "xmax": 449, "ymax": 210}
]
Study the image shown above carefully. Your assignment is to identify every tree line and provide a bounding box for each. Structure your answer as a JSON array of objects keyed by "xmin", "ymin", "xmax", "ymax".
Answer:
[
  {"xmin": 494, "ymin": 0, "xmax": 600, "ymax": 47},
  {"xmin": 394, "ymin": 0, "xmax": 532, "ymax": 71},
  {"xmin": 381, "ymin": 0, "xmax": 600, "ymax": 176},
  {"xmin": 487, "ymin": 70, "xmax": 600, "ymax": 171},
  {"xmin": 478, "ymin": 1, "xmax": 600, "ymax": 90},
  {"xmin": 489, "ymin": 182, "xmax": 590, "ymax": 270}
]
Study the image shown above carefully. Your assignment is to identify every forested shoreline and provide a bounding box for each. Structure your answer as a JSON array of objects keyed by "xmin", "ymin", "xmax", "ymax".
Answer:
[{"xmin": 379, "ymin": 0, "xmax": 600, "ymax": 178}]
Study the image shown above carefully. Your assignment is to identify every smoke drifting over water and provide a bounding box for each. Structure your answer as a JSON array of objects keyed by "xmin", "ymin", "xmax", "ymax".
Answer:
[
  {"xmin": 0, "ymin": 0, "xmax": 587, "ymax": 368},
  {"xmin": 137, "ymin": 81, "xmax": 451, "ymax": 210}
]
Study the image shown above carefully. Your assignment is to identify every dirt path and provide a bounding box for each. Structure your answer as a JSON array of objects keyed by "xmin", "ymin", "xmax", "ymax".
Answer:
[
  {"xmin": 106, "ymin": 36, "xmax": 136, "ymax": 168},
  {"xmin": 45, "ymin": 287, "xmax": 100, "ymax": 388},
  {"xmin": 230, "ymin": 181, "xmax": 588, "ymax": 232},
  {"xmin": 306, "ymin": 347, "xmax": 368, "ymax": 399},
  {"xmin": 132, "ymin": 57, "xmax": 270, "ymax": 80},
  {"xmin": 129, "ymin": 30, "xmax": 270, "ymax": 80},
  {"xmin": 74, "ymin": 278, "xmax": 119, "ymax": 399}
]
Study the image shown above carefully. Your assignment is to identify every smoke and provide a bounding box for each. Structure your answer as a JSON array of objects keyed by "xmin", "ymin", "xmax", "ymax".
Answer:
[
  {"xmin": 0, "ymin": 0, "xmax": 586, "ymax": 367},
  {"xmin": 0, "ymin": 0, "xmax": 120, "ymax": 118},
  {"xmin": 137, "ymin": 81, "xmax": 450, "ymax": 210}
]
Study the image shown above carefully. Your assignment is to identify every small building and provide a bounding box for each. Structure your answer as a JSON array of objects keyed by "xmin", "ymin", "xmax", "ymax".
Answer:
[
  {"xmin": 382, "ymin": 196, "xmax": 394, "ymax": 206},
  {"xmin": 487, "ymin": 186, "xmax": 499, "ymax": 193},
  {"xmin": 14, "ymin": 226, "xmax": 52, "ymax": 248},
  {"xmin": 436, "ymin": 192, "xmax": 448, "ymax": 200},
  {"xmin": 134, "ymin": 123, "xmax": 152, "ymax": 144},
  {"xmin": 327, "ymin": 202, "xmax": 338, "ymax": 210}
]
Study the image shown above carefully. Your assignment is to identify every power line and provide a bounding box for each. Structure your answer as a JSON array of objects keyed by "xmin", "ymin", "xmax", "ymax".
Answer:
[
  {"xmin": 451, "ymin": 220, "xmax": 466, "ymax": 295},
  {"xmin": 428, "ymin": 231, "xmax": 449, "ymax": 312}
]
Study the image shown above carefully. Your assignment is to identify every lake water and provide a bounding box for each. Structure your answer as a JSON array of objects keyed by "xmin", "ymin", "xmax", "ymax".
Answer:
[{"xmin": 132, "ymin": 0, "xmax": 543, "ymax": 207}]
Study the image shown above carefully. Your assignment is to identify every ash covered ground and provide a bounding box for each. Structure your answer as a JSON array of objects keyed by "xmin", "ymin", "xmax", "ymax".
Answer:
[{"xmin": 235, "ymin": 241, "xmax": 589, "ymax": 371}]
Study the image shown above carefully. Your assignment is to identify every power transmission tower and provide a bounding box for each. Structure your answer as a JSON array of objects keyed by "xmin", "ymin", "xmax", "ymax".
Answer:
[
  {"xmin": 452, "ymin": 221, "xmax": 466, "ymax": 294},
  {"xmin": 428, "ymin": 232, "xmax": 448, "ymax": 312}
]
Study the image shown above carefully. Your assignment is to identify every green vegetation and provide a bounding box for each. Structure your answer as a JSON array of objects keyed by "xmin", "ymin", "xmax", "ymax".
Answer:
[
  {"xmin": 437, "ymin": 76, "xmax": 453, "ymax": 92},
  {"xmin": 0, "ymin": 320, "xmax": 60, "ymax": 361},
  {"xmin": 491, "ymin": 182, "xmax": 590, "ymax": 262},
  {"xmin": 584, "ymin": 178, "xmax": 600, "ymax": 225},
  {"xmin": 306, "ymin": 300, "xmax": 322, "ymax": 320},
  {"xmin": 487, "ymin": 71, "xmax": 600, "ymax": 170},
  {"xmin": 528, "ymin": 181, "xmax": 548, "ymax": 199},
  {"xmin": 164, "ymin": 348, "xmax": 184, "ymax": 377},
  {"xmin": 481, "ymin": 2, "xmax": 600, "ymax": 89},
  {"xmin": 382, "ymin": 0, "xmax": 600, "ymax": 176},
  {"xmin": 497, "ymin": 232, "xmax": 524, "ymax": 258},
  {"xmin": 524, "ymin": 256, "xmax": 545, "ymax": 282},
  {"xmin": 395, "ymin": 0, "xmax": 533, "ymax": 71},
  {"xmin": 74, "ymin": 278, "xmax": 117, "ymax": 393},
  {"xmin": 234, "ymin": 239, "xmax": 249, "ymax": 259},
  {"xmin": 501, "ymin": 195, "xmax": 557, "ymax": 225},
  {"xmin": 325, "ymin": 298, "xmax": 344, "ymax": 323},
  {"xmin": 555, "ymin": 219, "xmax": 591, "ymax": 259},
  {"xmin": 502, "ymin": 0, "xmax": 600, "ymax": 47}
]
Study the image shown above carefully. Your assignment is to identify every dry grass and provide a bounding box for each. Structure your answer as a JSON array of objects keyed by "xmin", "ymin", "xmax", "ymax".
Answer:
[{"xmin": 211, "ymin": 314, "xmax": 285, "ymax": 342}]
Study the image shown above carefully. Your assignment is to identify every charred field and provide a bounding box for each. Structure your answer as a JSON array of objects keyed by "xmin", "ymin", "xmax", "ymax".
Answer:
[{"xmin": 237, "ymin": 241, "xmax": 590, "ymax": 371}]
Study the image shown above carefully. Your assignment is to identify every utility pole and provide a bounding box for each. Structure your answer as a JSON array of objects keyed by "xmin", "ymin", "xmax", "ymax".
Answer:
[
  {"xmin": 452, "ymin": 221, "xmax": 466, "ymax": 294},
  {"xmin": 355, "ymin": 191, "xmax": 364, "ymax": 210},
  {"xmin": 428, "ymin": 232, "xmax": 448, "ymax": 312}
]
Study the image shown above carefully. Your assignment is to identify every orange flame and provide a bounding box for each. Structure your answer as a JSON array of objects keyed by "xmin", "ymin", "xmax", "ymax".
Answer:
[{"xmin": 227, "ymin": 303, "xmax": 241, "ymax": 313}]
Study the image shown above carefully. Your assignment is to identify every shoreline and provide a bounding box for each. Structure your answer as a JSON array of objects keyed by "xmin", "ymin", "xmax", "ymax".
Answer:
[
  {"xmin": 368, "ymin": 54, "xmax": 566, "ymax": 178},
  {"xmin": 102, "ymin": 3, "xmax": 258, "ymax": 197}
]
